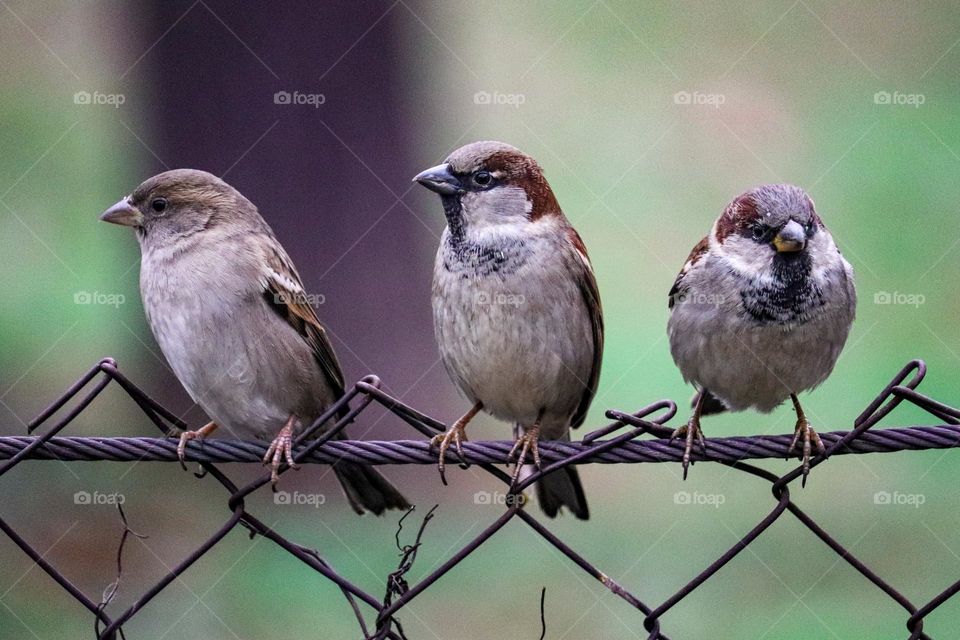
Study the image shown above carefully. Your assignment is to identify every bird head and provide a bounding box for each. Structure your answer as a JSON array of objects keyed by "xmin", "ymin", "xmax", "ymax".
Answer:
[
  {"xmin": 100, "ymin": 169, "xmax": 257, "ymax": 246},
  {"xmin": 412, "ymin": 141, "xmax": 562, "ymax": 234},
  {"xmin": 711, "ymin": 184, "xmax": 830, "ymax": 271}
]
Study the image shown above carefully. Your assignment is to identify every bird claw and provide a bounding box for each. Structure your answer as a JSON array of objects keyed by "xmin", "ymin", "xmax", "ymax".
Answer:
[
  {"xmin": 263, "ymin": 419, "xmax": 300, "ymax": 488},
  {"xmin": 176, "ymin": 422, "xmax": 218, "ymax": 471},
  {"xmin": 670, "ymin": 419, "xmax": 705, "ymax": 481},
  {"xmin": 429, "ymin": 420, "xmax": 470, "ymax": 482},
  {"xmin": 788, "ymin": 418, "xmax": 825, "ymax": 485},
  {"xmin": 176, "ymin": 431, "xmax": 197, "ymax": 471},
  {"xmin": 508, "ymin": 426, "xmax": 541, "ymax": 488}
]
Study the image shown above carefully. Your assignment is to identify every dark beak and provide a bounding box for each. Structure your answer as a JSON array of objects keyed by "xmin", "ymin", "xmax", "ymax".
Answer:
[
  {"xmin": 99, "ymin": 197, "xmax": 143, "ymax": 227},
  {"xmin": 772, "ymin": 219, "xmax": 806, "ymax": 253},
  {"xmin": 412, "ymin": 163, "xmax": 463, "ymax": 196}
]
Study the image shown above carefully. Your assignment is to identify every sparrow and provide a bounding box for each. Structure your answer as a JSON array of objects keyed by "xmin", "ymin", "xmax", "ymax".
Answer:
[
  {"xmin": 99, "ymin": 169, "xmax": 409, "ymax": 514},
  {"xmin": 667, "ymin": 184, "xmax": 856, "ymax": 481},
  {"xmin": 413, "ymin": 141, "xmax": 603, "ymax": 520}
]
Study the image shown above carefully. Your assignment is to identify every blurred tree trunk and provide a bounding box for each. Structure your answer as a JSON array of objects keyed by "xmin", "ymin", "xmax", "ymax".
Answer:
[{"xmin": 142, "ymin": 0, "xmax": 443, "ymax": 431}]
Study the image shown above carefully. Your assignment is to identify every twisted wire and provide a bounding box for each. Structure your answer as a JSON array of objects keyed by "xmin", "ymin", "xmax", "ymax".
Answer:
[{"xmin": 1, "ymin": 423, "xmax": 959, "ymax": 465}]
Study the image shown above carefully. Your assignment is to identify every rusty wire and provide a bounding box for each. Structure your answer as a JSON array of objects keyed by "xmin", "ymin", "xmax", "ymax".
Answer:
[{"xmin": 1, "ymin": 357, "xmax": 958, "ymax": 639}]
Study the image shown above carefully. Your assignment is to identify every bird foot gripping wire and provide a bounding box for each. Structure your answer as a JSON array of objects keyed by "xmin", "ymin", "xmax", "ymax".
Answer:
[
  {"xmin": 429, "ymin": 401, "xmax": 482, "ymax": 485},
  {"xmin": 262, "ymin": 416, "xmax": 301, "ymax": 487},
  {"xmin": 508, "ymin": 423, "xmax": 542, "ymax": 488},
  {"xmin": 429, "ymin": 420, "xmax": 469, "ymax": 481},
  {"xmin": 669, "ymin": 419, "xmax": 706, "ymax": 481},
  {"xmin": 787, "ymin": 417, "xmax": 825, "ymax": 486}
]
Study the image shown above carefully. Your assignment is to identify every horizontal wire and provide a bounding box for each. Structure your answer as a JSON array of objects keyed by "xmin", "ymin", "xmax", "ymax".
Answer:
[{"xmin": 1, "ymin": 424, "xmax": 958, "ymax": 464}]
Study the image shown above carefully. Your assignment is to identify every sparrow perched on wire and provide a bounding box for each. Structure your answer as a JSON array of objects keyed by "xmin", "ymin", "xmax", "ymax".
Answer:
[
  {"xmin": 99, "ymin": 169, "xmax": 409, "ymax": 514},
  {"xmin": 413, "ymin": 141, "xmax": 603, "ymax": 520},
  {"xmin": 667, "ymin": 184, "xmax": 856, "ymax": 480}
]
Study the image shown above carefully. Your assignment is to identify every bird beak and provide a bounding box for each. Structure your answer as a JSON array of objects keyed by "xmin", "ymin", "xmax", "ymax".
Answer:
[
  {"xmin": 412, "ymin": 163, "xmax": 463, "ymax": 196},
  {"xmin": 99, "ymin": 197, "xmax": 143, "ymax": 227},
  {"xmin": 772, "ymin": 219, "xmax": 806, "ymax": 253}
]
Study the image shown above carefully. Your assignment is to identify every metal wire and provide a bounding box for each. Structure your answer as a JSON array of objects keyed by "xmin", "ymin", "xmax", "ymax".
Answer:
[{"xmin": 1, "ymin": 356, "xmax": 957, "ymax": 639}]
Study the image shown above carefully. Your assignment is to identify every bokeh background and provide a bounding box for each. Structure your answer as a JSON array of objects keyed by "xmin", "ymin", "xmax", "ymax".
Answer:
[{"xmin": 0, "ymin": 1, "xmax": 958, "ymax": 638}]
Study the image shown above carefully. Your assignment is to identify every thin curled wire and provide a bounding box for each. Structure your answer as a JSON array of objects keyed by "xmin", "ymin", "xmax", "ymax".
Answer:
[{"xmin": 0, "ymin": 356, "xmax": 956, "ymax": 639}]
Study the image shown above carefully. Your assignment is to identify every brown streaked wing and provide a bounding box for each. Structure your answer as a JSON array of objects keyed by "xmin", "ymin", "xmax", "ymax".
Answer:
[
  {"xmin": 668, "ymin": 236, "xmax": 709, "ymax": 310},
  {"xmin": 567, "ymin": 228, "xmax": 604, "ymax": 429},
  {"xmin": 261, "ymin": 241, "xmax": 346, "ymax": 396}
]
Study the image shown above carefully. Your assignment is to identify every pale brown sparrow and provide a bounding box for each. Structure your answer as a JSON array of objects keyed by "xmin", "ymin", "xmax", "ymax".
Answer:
[
  {"xmin": 100, "ymin": 169, "xmax": 409, "ymax": 514},
  {"xmin": 414, "ymin": 141, "xmax": 603, "ymax": 519},
  {"xmin": 667, "ymin": 184, "xmax": 856, "ymax": 480}
]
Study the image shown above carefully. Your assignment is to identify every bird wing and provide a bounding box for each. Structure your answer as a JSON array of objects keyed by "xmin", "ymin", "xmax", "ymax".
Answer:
[
  {"xmin": 259, "ymin": 238, "xmax": 347, "ymax": 396},
  {"xmin": 566, "ymin": 228, "xmax": 604, "ymax": 430},
  {"xmin": 668, "ymin": 236, "xmax": 709, "ymax": 309}
]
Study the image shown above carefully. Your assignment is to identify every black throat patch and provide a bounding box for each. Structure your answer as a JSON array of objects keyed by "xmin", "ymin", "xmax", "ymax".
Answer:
[
  {"xmin": 439, "ymin": 197, "xmax": 529, "ymax": 278},
  {"xmin": 441, "ymin": 195, "xmax": 467, "ymax": 243},
  {"xmin": 740, "ymin": 252, "xmax": 825, "ymax": 324}
]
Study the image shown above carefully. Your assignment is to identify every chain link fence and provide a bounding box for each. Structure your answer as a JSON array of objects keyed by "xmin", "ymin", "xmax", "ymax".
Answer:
[{"xmin": 1, "ymin": 357, "xmax": 958, "ymax": 639}]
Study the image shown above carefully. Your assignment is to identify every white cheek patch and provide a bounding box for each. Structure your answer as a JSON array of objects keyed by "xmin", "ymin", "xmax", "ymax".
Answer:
[
  {"xmin": 711, "ymin": 233, "xmax": 775, "ymax": 278},
  {"xmin": 806, "ymin": 230, "xmax": 842, "ymax": 279},
  {"xmin": 463, "ymin": 185, "xmax": 533, "ymax": 227}
]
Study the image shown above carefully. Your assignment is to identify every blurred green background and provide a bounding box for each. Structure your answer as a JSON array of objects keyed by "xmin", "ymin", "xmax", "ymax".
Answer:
[{"xmin": 0, "ymin": 1, "xmax": 959, "ymax": 638}]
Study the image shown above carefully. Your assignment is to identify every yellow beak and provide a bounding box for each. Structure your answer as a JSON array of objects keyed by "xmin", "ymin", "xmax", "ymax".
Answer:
[{"xmin": 772, "ymin": 219, "xmax": 806, "ymax": 253}]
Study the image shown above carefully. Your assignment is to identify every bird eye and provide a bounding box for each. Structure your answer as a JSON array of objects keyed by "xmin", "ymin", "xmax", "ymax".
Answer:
[
  {"xmin": 751, "ymin": 224, "xmax": 766, "ymax": 241},
  {"xmin": 151, "ymin": 198, "xmax": 168, "ymax": 213},
  {"xmin": 473, "ymin": 171, "xmax": 492, "ymax": 187},
  {"xmin": 804, "ymin": 220, "xmax": 815, "ymax": 234}
]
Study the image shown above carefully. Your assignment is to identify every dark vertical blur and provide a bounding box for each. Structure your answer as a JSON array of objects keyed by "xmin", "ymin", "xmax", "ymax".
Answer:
[{"xmin": 135, "ymin": 1, "xmax": 445, "ymax": 432}]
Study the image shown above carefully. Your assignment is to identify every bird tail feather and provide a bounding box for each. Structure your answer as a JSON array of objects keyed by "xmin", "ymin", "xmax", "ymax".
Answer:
[
  {"xmin": 696, "ymin": 389, "xmax": 727, "ymax": 416},
  {"xmin": 331, "ymin": 425, "xmax": 410, "ymax": 515},
  {"xmin": 332, "ymin": 462, "xmax": 411, "ymax": 515}
]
